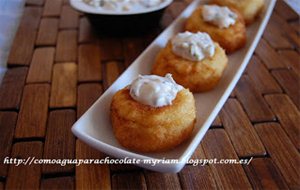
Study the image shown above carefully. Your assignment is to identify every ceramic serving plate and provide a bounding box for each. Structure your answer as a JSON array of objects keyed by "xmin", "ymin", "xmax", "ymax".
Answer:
[{"xmin": 72, "ymin": 0, "xmax": 276, "ymax": 173}]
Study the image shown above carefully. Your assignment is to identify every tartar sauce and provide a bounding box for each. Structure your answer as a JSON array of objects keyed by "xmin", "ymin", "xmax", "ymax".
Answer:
[
  {"xmin": 202, "ymin": 5, "xmax": 237, "ymax": 28},
  {"xmin": 172, "ymin": 31, "xmax": 215, "ymax": 61},
  {"xmin": 129, "ymin": 74, "xmax": 183, "ymax": 107},
  {"xmin": 83, "ymin": 0, "xmax": 164, "ymax": 12}
]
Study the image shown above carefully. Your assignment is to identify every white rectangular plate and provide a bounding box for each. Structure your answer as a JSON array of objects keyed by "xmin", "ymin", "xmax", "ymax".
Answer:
[{"xmin": 72, "ymin": 0, "xmax": 276, "ymax": 173}]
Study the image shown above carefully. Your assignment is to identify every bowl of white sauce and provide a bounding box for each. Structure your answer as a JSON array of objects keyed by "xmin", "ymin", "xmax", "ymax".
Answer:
[{"xmin": 70, "ymin": 0, "xmax": 173, "ymax": 35}]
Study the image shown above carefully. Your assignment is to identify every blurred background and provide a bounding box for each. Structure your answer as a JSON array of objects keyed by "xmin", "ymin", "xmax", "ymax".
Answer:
[{"xmin": 0, "ymin": 0, "xmax": 25, "ymax": 83}]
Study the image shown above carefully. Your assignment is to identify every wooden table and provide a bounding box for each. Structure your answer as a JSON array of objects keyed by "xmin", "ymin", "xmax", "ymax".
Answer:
[{"xmin": 0, "ymin": 0, "xmax": 299, "ymax": 189}]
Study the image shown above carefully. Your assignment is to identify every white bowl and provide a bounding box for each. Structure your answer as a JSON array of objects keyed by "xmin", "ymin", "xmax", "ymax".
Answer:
[{"xmin": 70, "ymin": 0, "xmax": 174, "ymax": 34}]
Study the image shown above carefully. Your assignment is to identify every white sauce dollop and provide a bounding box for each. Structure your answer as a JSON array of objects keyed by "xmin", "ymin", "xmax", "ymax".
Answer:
[
  {"xmin": 171, "ymin": 31, "xmax": 215, "ymax": 61},
  {"xmin": 129, "ymin": 74, "xmax": 183, "ymax": 107},
  {"xmin": 83, "ymin": 0, "xmax": 164, "ymax": 12},
  {"xmin": 202, "ymin": 5, "xmax": 237, "ymax": 29}
]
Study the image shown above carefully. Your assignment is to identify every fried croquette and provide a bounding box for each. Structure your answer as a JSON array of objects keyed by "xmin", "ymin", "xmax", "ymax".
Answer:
[
  {"xmin": 185, "ymin": 6, "xmax": 247, "ymax": 53},
  {"xmin": 110, "ymin": 88, "xmax": 196, "ymax": 153},
  {"xmin": 211, "ymin": 0, "xmax": 264, "ymax": 25},
  {"xmin": 152, "ymin": 41, "xmax": 228, "ymax": 92}
]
